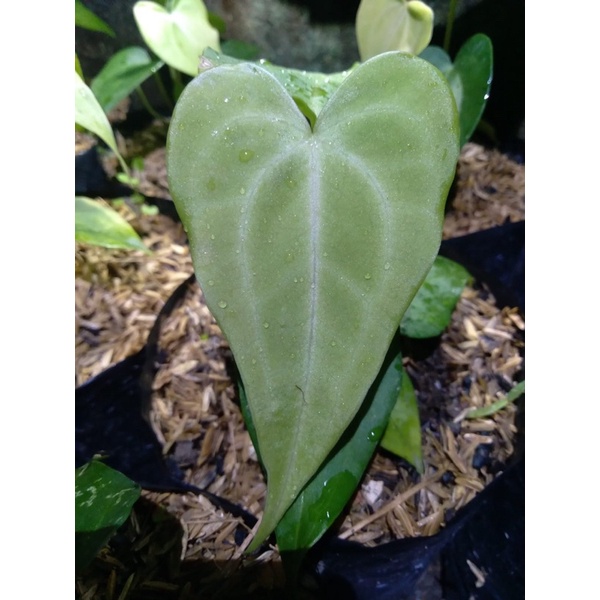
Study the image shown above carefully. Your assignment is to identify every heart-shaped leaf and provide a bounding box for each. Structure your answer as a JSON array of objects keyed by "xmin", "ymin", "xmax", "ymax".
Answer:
[
  {"xmin": 356, "ymin": 0, "xmax": 434, "ymax": 60},
  {"xmin": 133, "ymin": 0, "xmax": 220, "ymax": 77},
  {"xmin": 167, "ymin": 52, "xmax": 459, "ymax": 547},
  {"xmin": 200, "ymin": 48, "xmax": 356, "ymax": 128}
]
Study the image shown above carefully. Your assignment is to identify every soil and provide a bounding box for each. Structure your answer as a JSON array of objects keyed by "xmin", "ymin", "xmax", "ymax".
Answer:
[{"xmin": 75, "ymin": 124, "xmax": 524, "ymax": 599}]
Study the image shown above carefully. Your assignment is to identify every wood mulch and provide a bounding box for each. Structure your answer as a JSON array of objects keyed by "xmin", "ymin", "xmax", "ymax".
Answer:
[{"xmin": 75, "ymin": 133, "xmax": 524, "ymax": 599}]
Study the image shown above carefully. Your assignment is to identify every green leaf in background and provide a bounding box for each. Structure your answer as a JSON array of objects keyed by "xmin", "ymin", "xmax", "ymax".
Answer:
[
  {"xmin": 75, "ymin": 460, "xmax": 140, "ymax": 572},
  {"xmin": 200, "ymin": 48, "xmax": 355, "ymax": 129},
  {"xmin": 356, "ymin": 0, "xmax": 434, "ymax": 60},
  {"xmin": 275, "ymin": 350, "xmax": 403, "ymax": 553},
  {"xmin": 75, "ymin": 196, "xmax": 149, "ymax": 252},
  {"xmin": 400, "ymin": 255, "xmax": 471, "ymax": 338},
  {"xmin": 220, "ymin": 40, "xmax": 261, "ymax": 61},
  {"xmin": 75, "ymin": 0, "xmax": 115, "ymax": 37},
  {"xmin": 75, "ymin": 71, "xmax": 129, "ymax": 174},
  {"xmin": 133, "ymin": 0, "xmax": 221, "ymax": 77},
  {"xmin": 91, "ymin": 47, "xmax": 164, "ymax": 113},
  {"xmin": 421, "ymin": 34, "xmax": 493, "ymax": 146},
  {"xmin": 167, "ymin": 52, "xmax": 459, "ymax": 549},
  {"xmin": 380, "ymin": 365, "xmax": 424, "ymax": 472}
]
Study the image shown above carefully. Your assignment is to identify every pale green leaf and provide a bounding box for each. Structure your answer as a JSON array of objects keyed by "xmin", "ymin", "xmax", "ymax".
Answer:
[
  {"xmin": 167, "ymin": 52, "xmax": 459, "ymax": 548},
  {"xmin": 74, "ymin": 72, "xmax": 128, "ymax": 173},
  {"xmin": 356, "ymin": 0, "xmax": 434, "ymax": 60},
  {"xmin": 133, "ymin": 0, "xmax": 220, "ymax": 77},
  {"xmin": 200, "ymin": 48, "xmax": 356, "ymax": 128},
  {"xmin": 75, "ymin": 196, "xmax": 149, "ymax": 252}
]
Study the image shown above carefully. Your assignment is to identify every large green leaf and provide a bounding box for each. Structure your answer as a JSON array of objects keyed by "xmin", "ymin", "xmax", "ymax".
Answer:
[
  {"xmin": 380, "ymin": 364, "xmax": 424, "ymax": 472},
  {"xmin": 356, "ymin": 0, "xmax": 434, "ymax": 60},
  {"xmin": 421, "ymin": 34, "xmax": 493, "ymax": 146},
  {"xmin": 75, "ymin": 196, "xmax": 149, "ymax": 252},
  {"xmin": 91, "ymin": 46, "xmax": 164, "ymax": 113},
  {"xmin": 75, "ymin": 460, "xmax": 140, "ymax": 572},
  {"xmin": 133, "ymin": 0, "xmax": 220, "ymax": 77},
  {"xmin": 74, "ymin": 72, "xmax": 128, "ymax": 174},
  {"xmin": 400, "ymin": 255, "xmax": 471, "ymax": 338},
  {"xmin": 167, "ymin": 52, "xmax": 459, "ymax": 548}
]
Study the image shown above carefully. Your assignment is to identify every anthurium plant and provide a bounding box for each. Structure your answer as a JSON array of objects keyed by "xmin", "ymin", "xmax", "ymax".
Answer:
[
  {"xmin": 166, "ymin": 50, "xmax": 460, "ymax": 551},
  {"xmin": 76, "ymin": 0, "xmax": 493, "ymax": 577}
]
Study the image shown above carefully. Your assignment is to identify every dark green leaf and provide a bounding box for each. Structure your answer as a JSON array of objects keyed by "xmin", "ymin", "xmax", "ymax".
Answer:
[
  {"xmin": 380, "ymin": 365, "xmax": 423, "ymax": 472},
  {"xmin": 275, "ymin": 350, "xmax": 403, "ymax": 552},
  {"xmin": 421, "ymin": 34, "xmax": 493, "ymax": 146},
  {"xmin": 400, "ymin": 255, "xmax": 471, "ymax": 338},
  {"xmin": 75, "ymin": 460, "xmax": 140, "ymax": 572},
  {"xmin": 75, "ymin": 0, "xmax": 115, "ymax": 37},
  {"xmin": 91, "ymin": 47, "xmax": 164, "ymax": 113},
  {"xmin": 221, "ymin": 39, "xmax": 261, "ymax": 60},
  {"xmin": 75, "ymin": 196, "xmax": 149, "ymax": 252}
]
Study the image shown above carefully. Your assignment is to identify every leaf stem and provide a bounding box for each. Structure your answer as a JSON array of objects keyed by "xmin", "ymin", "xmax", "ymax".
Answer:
[{"xmin": 443, "ymin": 0, "xmax": 460, "ymax": 53}]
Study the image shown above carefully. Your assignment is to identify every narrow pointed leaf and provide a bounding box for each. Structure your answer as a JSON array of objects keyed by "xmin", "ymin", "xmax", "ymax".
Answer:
[
  {"xmin": 133, "ymin": 0, "xmax": 220, "ymax": 77},
  {"xmin": 380, "ymin": 364, "xmax": 424, "ymax": 472},
  {"xmin": 400, "ymin": 255, "xmax": 471, "ymax": 338},
  {"xmin": 167, "ymin": 52, "xmax": 459, "ymax": 547},
  {"xmin": 91, "ymin": 47, "xmax": 164, "ymax": 113},
  {"xmin": 75, "ymin": 72, "xmax": 129, "ymax": 174},
  {"xmin": 75, "ymin": 0, "xmax": 115, "ymax": 37}
]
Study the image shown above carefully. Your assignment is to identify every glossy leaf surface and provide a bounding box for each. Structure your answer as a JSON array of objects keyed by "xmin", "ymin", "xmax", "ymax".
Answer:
[
  {"xmin": 421, "ymin": 34, "xmax": 493, "ymax": 146},
  {"xmin": 275, "ymin": 351, "xmax": 403, "ymax": 552},
  {"xmin": 167, "ymin": 52, "xmax": 459, "ymax": 547},
  {"xmin": 75, "ymin": 460, "xmax": 140, "ymax": 571},
  {"xmin": 356, "ymin": 0, "xmax": 434, "ymax": 60},
  {"xmin": 91, "ymin": 47, "xmax": 163, "ymax": 113},
  {"xmin": 400, "ymin": 255, "xmax": 471, "ymax": 338},
  {"xmin": 133, "ymin": 0, "xmax": 220, "ymax": 77},
  {"xmin": 380, "ymin": 364, "xmax": 423, "ymax": 472},
  {"xmin": 75, "ymin": 196, "xmax": 149, "ymax": 252}
]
